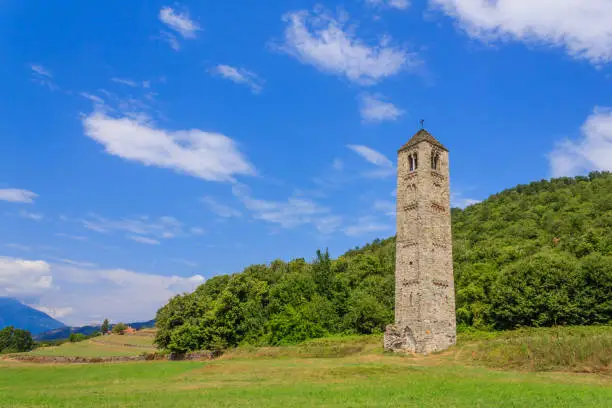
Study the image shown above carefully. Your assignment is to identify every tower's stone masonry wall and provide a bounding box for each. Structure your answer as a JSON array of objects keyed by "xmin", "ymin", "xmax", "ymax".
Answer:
[{"xmin": 384, "ymin": 132, "xmax": 456, "ymax": 354}]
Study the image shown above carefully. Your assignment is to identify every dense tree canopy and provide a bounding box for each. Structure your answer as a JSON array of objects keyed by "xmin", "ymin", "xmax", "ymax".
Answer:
[
  {"xmin": 156, "ymin": 172, "xmax": 612, "ymax": 353},
  {"xmin": 0, "ymin": 326, "xmax": 35, "ymax": 353}
]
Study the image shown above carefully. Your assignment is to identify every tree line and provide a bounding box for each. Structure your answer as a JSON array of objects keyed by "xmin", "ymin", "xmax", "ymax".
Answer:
[{"xmin": 155, "ymin": 172, "xmax": 612, "ymax": 353}]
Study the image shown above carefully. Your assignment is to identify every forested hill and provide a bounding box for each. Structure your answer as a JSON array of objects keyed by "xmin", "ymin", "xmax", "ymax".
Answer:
[{"xmin": 155, "ymin": 172, "xmax": 612, "ymax": 353}]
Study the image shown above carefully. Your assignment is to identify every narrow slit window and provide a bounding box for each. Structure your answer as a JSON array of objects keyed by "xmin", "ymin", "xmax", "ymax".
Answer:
[
  {"xmin": 414, "ymin": 153, "xmax": 418, "ymax": 170},
  {"xmin": 409, "ymin": 155, "xmax": 414, "ymax": 171}
]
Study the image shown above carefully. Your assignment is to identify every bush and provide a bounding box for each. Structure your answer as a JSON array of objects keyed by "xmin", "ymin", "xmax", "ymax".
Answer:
[
  {"xmin": 0, "ymin": 326, "xmax": 34, "ymax": 353},
  {"xmin": 112, "ymin": 323, "xmax": 128, "ymax": 335}
]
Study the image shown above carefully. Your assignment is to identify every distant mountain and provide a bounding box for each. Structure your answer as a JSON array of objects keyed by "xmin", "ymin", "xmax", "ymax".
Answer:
[
  {"xmin": 35, "ymin": 319, "xmax": 156, "ymax": 341},
  {"xmin": 0, "ymin": 298, "xmax": 66, "ymax": 335}
]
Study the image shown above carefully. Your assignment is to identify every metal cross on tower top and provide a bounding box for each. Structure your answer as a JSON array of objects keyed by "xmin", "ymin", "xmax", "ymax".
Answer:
[{"xmin": 420, "ymin": 119, "xmax": 425, "ymax": 129}]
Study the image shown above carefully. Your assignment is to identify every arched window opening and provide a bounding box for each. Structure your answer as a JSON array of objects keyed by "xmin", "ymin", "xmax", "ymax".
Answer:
[
  {"xmin": 432, "ymin": 151, "xmax": 440, "ymax": 170},
  {"xmin": 413, "ymin": 153, "xmax": 418, "ymax": 170},
  {"xmin": 408, "ymin": 155, "xmax": 414, "ymax": 171}
]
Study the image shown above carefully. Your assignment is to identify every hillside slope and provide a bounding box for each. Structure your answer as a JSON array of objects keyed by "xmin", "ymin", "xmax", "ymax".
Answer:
[
  {"xmin": 155, "ymin": 172, "xmax": 612, "ymax": 353},
  {"xmin": 0, "ymin": 298, "xmax": 65, "ymax": 335}
]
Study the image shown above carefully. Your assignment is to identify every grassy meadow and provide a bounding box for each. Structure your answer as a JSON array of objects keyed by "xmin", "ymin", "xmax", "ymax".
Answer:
[
  {"xmin": 24, "ymin": 331, "xmax": 157, "ymax": 357},
  {"xmin": 0, "ymin": 327, "xmax": 610, "ymax": 407}
]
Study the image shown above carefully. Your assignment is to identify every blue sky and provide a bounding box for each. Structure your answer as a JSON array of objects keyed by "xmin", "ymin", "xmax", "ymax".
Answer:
[{"xmin": 1, "ymin": 0, "xmax": 611, "ymax": 325}]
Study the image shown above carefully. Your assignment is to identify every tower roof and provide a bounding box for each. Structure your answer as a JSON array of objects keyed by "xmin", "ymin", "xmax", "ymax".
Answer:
[{"xmin": 399, "ymin": 129, "xmax": 448, "ymax": 152}]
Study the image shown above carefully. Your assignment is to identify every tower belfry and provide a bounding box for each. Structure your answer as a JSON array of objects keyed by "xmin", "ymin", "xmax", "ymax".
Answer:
[{"xmin": 384, "ymin": 129, "xmax": 456, "ymax": 353}]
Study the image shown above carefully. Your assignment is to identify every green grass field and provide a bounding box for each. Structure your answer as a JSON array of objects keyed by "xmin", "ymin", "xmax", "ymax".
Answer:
[
  {"xmin": 0, "ymin": 327, "xmax": 610, "ymax": 407},
  {"xmin": 24, "ymin": 332, "xmax": 157, "ymax": 357}
]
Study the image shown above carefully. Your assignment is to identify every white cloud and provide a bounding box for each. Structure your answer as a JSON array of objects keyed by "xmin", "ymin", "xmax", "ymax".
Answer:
[
  {"xmin": 32, "ymin": 305, "xmax": 74, "ymax": 319},
  {"xmin": 344, "ymin": 216, "xmax": 393, "ymax": 236},
  {"xmin": 431, "ymin": 0, "xmax": 612, "ymax": 64},
  {"xmin": 82, "ymin": 214, "xmax": 194, "ymax": 243},
  {"xmin": 55, "ymin": 233, "xmax": 89, "ymax": 241},
  {"xmin": 30, "ymin": 64, "xmax": 52, "ymax": 78},
  {"xmin": 201, "ymin": 196, "xmax": 242, "ymax": 218},
  {"xmin": 451, "ymin": 194, "xmax": 480, "ymax": 209},
  {"xmin": 30, "ymin": 64, "xmax": 57, "ymax": 90},
  {"xmin": 277, "ymin": 8, "xmax": 417, "ymax": 85},
  {"xmin": 347, "ymin": 145, "xmax": 393, "ymax": 167},
  {"xmin": 0, "ymin": 188, "xmax": 37, "ymax": 203},
  {"xmin": 160, "ymin": 31, "xmax": 181, "ymax": 51},
  {"xmin": 0, "ymin": 257, "xmax": 53, "ymax": 297},
  {"xmin": 79, "ymin": 92, "xmax": 105, "ymax": 105},
  {"xmin": 4, "ymin": 258, "xmax": 205, "ymax": 326},
  {"xmin": 172, "ymin": 259, "xmax": 199, "ymax": 268},
  {"xmin": 332, "ymin": 158, "xmax": 344, "ymax": 171},
  {"xmin": 19, "ymin": 210, "xmax": 44, "ymax": 221},
  {"xmin": 5, "ymin": 243, "xmax": 31, "ymax": 251},
  {"xmin": 359, "ymin": 93, "xmax": 404, "ymax": 122},
  {"xmin": 111, "ymin": 77, "xmax": 138, "ymax": 87},
  {"xmin": 212, "ymin": 65, "xmax": 264, "ymax": 94},
  {"xmin": 158, "ymin": 6, "xmax": 200, "ymax": 50},
  {"xmin": 373, "ymin": 199, "xmax": 396, "ymax": 216},
  {"xmin": 549, "ymin": 107, "xmax": 612, "ymax": 177},
  {"xmin": 82, "ymin": 112, "xmax": 254, "ymax": 182},
  {"xmin": 159, "ymin": 6, "xmax": 200, "ymax": 38},
  {"xmin": 233, "ymin": 184, "xmax": 340, "ymax": 233},
  {"xmin": 129, "ymin": 236, "xmax": 161, "ymax": 245},
  {"xmin": 366, "ymin": 0, "xmax": 411, "ymax": 10},
  {"xmin": 190, "ymin": 227, "xmax": 206, "ymax": 235},
  {"xmin": 52, "ymin": 258, "xmax": 98, "ymax": 268}
]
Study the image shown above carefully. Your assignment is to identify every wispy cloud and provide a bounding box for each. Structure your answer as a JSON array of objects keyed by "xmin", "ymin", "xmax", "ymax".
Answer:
[
  {"xmin": 128, "ymin": 236, "xmax": 161, "ymax": 245},
  {"xmin": 32, "ymin": 305, "xmax": 74, "ymax": 319},
  {"xmin": 171, "ymin": 259, "xmax": 199, "ymax": 268},
  {"xmin": 0, "ymin": 188, "xmax": 37, "ymax": 203},
  {"xmin": 30, "ymin": 64, "xmax": 57, "ymax": 90},
  {"xmin": 110, "ymin": 77, "xmax": 137, "ymax": 87},
  {"xmin": 51, "ymin": 258, "xmax": 98, "ymax": 268},
  {"xmin": 82, "ymin": 112, "xmax": 255, "ymax": 183},
  {"xmin": 81, "ymin": 214, "xmax": 198, "ymax": 244},
  {"xmin": 211, "ymin": 65, "xmax": 264, "ymax": 94},
  {"xmin": 432, "ymin": 0, "xmax": 612, "ymax": 65},
  {"xmin": 276, "ymin": 7, "xmax": 418, "ymax": 85},
  {"xmin": 373, "ymin": 199, "xmax": 395, "ymax": 216},
  {"xmin": 55, "ymin": 233, "xmax": 89, "ymax": 241},
  {"xmin": 232, "ymin": 184, "xmax": 341, "ymax": 233},
  {"xmin": 366, "ymin": 0, "xmax": 411, "ymax": 10},
  {"xmin": 18, "ymin": 210, "xmax": 44, "ymax": 221},
  {"xmin": 201, "ymin": 196, "xmax": 242, "ymax": 218},
  {"xmin": 159, "ymin": 6, "xmax": 201, "ymax": 50},
  {"xmin": 359, "ymin": 93, "xmax": 404, "ymax": 122},
  {"xmin": 549, "ymin": 107, "xmax": 612, "ymax": 177},
  {"xmin": 347, "ymin": 145, "xmax": 393, "ymax": 168},
  {"xmin": 451, "ymin": 193, "xmax": 480, "ymax": 209},
  {"xmin": 344, "ymin": 216, "xmax": 393, "ymax": 236},
  {"xmin": 5, "ymin": 243, "xmax": 32, "ymax": 251}
]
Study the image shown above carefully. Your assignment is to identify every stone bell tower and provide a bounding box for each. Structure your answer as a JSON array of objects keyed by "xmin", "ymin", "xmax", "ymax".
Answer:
[{"xmin": 384, "ymin": 129, "xmax": 456, "ymax": 354}]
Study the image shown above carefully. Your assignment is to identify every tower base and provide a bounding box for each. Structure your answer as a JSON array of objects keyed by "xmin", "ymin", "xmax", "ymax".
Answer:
[{"xmin": 384, "ymin": 324, "xmax": 455, "ymax": 354}]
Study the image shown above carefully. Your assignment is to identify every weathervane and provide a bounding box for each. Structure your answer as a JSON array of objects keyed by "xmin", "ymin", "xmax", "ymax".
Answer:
[{"xmin": 420, "ymin": 119, "xmax": 425, "ymax": 129}]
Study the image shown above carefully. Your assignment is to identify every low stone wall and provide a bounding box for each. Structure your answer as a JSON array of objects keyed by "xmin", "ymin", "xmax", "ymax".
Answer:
[
  {"xmin": 5, "ymin": 355, "xmax": 147, "ymax": 364},
  {"xmin": 4, "ymin": 350, "xmax": 221, "ymax": 364}
]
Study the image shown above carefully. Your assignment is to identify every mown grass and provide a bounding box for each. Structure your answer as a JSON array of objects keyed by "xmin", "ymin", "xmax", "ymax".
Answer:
[
  {"xmin": 92, "ymin": 333, "xmax": 156, "ymax": 347},
  {"xmin": 22, "ymin": 333, "xmax": 156, "ymax": 357},
  {"xmin": 1, "ymin": 327, "xmax": 610, "ymax": 407},
  {"xmin": 1, "ymin": 355, "xmax": 610, "ymax": 407}
]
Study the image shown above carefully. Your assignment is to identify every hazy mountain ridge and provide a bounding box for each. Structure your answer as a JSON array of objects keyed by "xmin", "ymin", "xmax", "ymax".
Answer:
[{"xmin": 0, "ymin": 298, "xmax": 66, "ymax": 335}]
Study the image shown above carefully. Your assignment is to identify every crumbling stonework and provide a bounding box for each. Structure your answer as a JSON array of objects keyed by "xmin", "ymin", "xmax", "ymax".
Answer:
[{"xmin": 384, "ymin": 129, "xmax": 456, "ymax": 354}]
